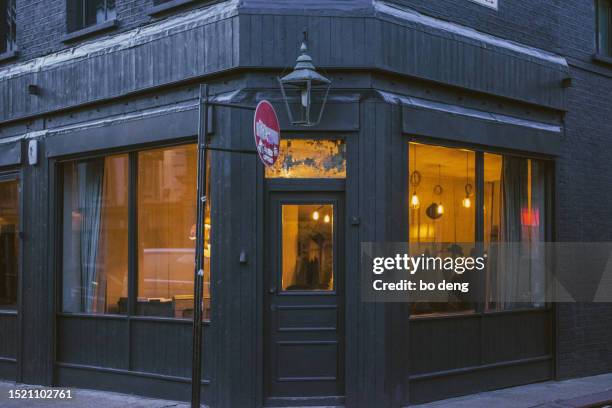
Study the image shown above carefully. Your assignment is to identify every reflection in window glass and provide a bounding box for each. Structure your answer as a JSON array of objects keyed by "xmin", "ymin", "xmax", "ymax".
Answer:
[
  {"xmin": 484, "ymin": 153, "xmax": 547, "ymax": 311},
  {"xmin": 137, "ymin": 145, "xmax": 201, "ymax": 318},
  {"xmin": 265, "ymin": 139, "xmax": 346, "ymax": 179},
  {"xmin": 282, "ymin": 204, "xmax": 334, "ymax": 291},
  {"xmin": 62, "ymin": 155, "xmax": 129, "ymax": 314},
  {"xmin": 0, "ymin": 177, "xmax": 19, "ymax": 308},
  {"xmin": 409, "ymin": 142, "xmax": 476, "ymax": 317}
]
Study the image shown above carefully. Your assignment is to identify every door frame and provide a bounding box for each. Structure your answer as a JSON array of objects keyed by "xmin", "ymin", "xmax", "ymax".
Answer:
[{"xmin": 262, "ymin": 178, "xmax": 346, "ymax": 407}]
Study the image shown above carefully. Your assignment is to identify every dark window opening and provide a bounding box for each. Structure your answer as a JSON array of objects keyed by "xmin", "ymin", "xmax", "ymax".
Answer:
[
  {"xmin": 598, "ymin": 0, "xmax": 612, "ymax": 56},
  {"xmin": 67, "ymin": 0, "xmax": 116, "ymax": 33},
  {"xmin": 0, "ymin": 0, "xmax": 17, "ymax": 55}
]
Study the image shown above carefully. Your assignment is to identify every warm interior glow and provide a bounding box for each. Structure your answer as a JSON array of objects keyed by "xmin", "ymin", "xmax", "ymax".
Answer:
[
  {"xmin": 312, "ymin": 211, "xmax": 320, "ymax": 220},
  {"xmin": 0, "ymin": 178, "xmax": 19, "ymax": 308},
  {"xmin": 462, "ymin": 196, "xmax": 472, "ymax": 208},
  {"xmin": 282, "ymin": 204, "xmax": 334, "ymax": 291},
  {"xmin": 409, "ymin": 142, "xmax": 475, "ymax": 317},
  {"xmin": 137, "ymin": 144, "xmax": 202, "ymax": 318}
]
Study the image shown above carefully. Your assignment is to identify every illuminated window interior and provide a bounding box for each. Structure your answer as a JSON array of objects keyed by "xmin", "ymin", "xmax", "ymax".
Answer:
[
  {"xmin": 0, "ymin": 177, "xmax": 19, "ymax": 308},
  {"xmin": 62, "ymin": 143, "xmax": 211, "ymax": 320},
  {"xmin": 281, "ymin": 204, "xmax": 334, "ymax": 291},
  {"xmin": 409, "ymin": 142, "xmax": 476, "ymax": 316},
  {"xmin": 265, "ymin": 139, "xmax": 346, "ymax": 179}
]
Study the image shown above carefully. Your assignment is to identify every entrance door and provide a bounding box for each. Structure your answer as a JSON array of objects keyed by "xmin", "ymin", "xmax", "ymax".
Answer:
[{"xmin": 264, "ymin": 191, "xmax": 345, "ymax": 407}]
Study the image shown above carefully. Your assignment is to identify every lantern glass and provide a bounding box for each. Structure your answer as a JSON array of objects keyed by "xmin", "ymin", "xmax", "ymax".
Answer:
[{"xmin": 278, "ymin": 35, "xmax": 331, "ymax": 127}]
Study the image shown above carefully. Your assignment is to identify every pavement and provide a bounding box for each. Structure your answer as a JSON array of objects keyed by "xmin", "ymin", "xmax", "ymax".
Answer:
[
  {"xmin": 0, "ymin": 372, "xmax": 611, "ymax": 407},
  {"xmin": 0, "ymin": 380, "xmax": 189, "ymax": 407},
  {"xmin": 414, "ymin": 373, "xmax": 612, "ymax": 408}
]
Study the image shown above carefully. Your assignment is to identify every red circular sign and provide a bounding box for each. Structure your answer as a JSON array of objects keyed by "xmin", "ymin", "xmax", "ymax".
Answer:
[{"xmin": 253, "ymin": 100, "xmax": 281, "ymax": 167}]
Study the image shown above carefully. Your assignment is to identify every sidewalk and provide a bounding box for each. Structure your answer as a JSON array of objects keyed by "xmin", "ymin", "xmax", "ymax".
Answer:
[
  {"xmin": 0, "ymin": 373, "xmax": 611, "ymax": 407},
  {"xmin": 414, "ymin": 373, "xmax": 612, "ymax": 408},
  {"xmin": 0, "ymin": 381, "xmax": 189, "ymax": 408}
]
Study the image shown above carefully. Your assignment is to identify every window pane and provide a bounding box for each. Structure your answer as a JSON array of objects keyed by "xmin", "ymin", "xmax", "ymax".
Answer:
[
  {"xmin": 409, "ymin": 142, "xmax": 476, "ymax": 317},
  {"xmin": 265, "ymin": 139, "xmax": 346, "ymax": 178},
  {"xmin": 0, "ymin": 177, "xmax": 19, "ymax": 308},
  {"xmin": 0, "ymin": 0, "xmax": 16, "ymax": 54},
  {"xmin": 69, "ymin": 0, "xmax": 115, "ymax": 31},
  {"xmin": 62, "ymin": 155, "xmax": 129, "ymax": 314},
  {"xmin": 281, "ymin": 204, "xmax": 334, "ymax": 291},
  {"xmin": 484, "ymin": 153, "xmax": 547, "ymax": 311},
  {"xmin": 137, "ymin": 144, "xmax": 199, "ymax": 318}
]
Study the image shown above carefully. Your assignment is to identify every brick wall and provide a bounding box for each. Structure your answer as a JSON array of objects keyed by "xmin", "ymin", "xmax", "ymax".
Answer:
[{"xmin": 5, "ymin": 0, "xmax": 199, "ymax": 64}]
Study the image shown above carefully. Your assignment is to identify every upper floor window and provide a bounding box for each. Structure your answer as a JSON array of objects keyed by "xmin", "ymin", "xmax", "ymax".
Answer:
[
  {"xmin": 67, "ymin": 0, "xmax": 116, "ymax": 33},
  {"xmin": 597, "ymin": 0, "xmax": 612, "ymax": 56},
  {"xmin": 0, "ymin": 0, "xmax": 17, "ymax": 55}
]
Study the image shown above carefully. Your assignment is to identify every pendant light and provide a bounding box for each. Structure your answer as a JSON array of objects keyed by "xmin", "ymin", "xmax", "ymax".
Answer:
[
  {"xmin": 312, "ymin": 210, "xmax": 320, "ymax": 220},
  {"xmin": 324, "ymin": 214, "xmax": 331, "ymax": 223},
  {"xmin": 462, "ymin": 151, "xmax": 473, "ymax": 209},
  {"xmin": 428, "ymin": 164, "xmax": 444, "ymax": 216},
  {"xmin": 410, "ymin": 145, "xmax": 421, "ymax": 210}
]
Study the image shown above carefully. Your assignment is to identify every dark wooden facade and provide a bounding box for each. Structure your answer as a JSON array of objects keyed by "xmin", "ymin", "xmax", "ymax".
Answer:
[{"xmin": 0, "ymin": 1, "xmax": 569, "ymax": 406}]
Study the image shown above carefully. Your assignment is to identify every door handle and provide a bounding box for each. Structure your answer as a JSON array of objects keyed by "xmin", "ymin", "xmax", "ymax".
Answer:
[{"xmin": 268, "ymin": 286, "xmax": 277, "ymax": 294}]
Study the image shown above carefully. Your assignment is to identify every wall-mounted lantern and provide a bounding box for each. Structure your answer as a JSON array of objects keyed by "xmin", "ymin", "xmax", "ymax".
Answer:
[{"xmin": 278, "ymin": 32, "xmax": 331, "ymax": 127}]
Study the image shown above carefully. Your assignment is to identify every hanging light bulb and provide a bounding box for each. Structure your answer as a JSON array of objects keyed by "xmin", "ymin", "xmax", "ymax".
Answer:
[
  {"xmin": 312, "ymin": 210, "xmax": 320, "ymax": 220},
  {"xmin": 410, "ymin": 192, "xmax": 420, "ymax": 210},
  {"xmin": 410, "ymin": 145, "xmax": 422, "ymax": 211},
  {"xmin": 324, "ymin": 214, "xmax": 331, "ymax": 223},
  {"xmin": 462, "ymin": 151, "xmax": 473, "ymax": 209},
  {"xmin": 437, "ymin": 203, "xmax": 444, "ymax": 215}
]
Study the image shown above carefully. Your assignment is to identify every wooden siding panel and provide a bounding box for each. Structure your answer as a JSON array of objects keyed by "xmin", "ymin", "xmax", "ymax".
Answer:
[
  {"xmin": 0, "ymin": 314, "xmax": 17, "ymax": 359},
  {"xmin": 57, "ymin": 317, "xmax": 128, "ymax": 369}
]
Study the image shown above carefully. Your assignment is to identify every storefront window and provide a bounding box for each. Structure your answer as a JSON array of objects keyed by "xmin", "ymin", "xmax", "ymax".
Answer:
[
  {"xmin": 408, "ymin": 142, "xmax": 549, "ymax": 317},
  {"xmin": 484, "ymin": 153, "xmax": 547, "ymax": 311},
  {"xmin": 409, "ymin": 143, "xmax": 476, "ymax": 316},
  {"xmin": 0, "ymin": 176, "xmax": 19, "ymax": 309},
  {"xmin": 62, "ymin": 155, "xmax": 129, "ymax": 314},
  {"xmin": 61, "ymin": 143, "xmax": 210, "ymax": 319},
  {"xmin": 137, "ymin": 145, "xmax": 198, "ymax": 318},
  {"xmin": 265, "ymin": 139, "xmax": 346, "ymax": 178}
]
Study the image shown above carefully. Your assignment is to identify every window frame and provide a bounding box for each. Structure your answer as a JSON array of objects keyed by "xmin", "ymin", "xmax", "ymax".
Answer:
[
  {"xmin": 407, "ymin": 136, "xmax": 555, "ymax": 319},
  {"xmin": 54, "ymin": 139, "xmax": 211, "ymax": 323},
  {"xmin": 66, "ymin": 0, "xmax": 117, "ymax": 34},
  {"xmin": 0, "ymin": 170, "xmax": 22, "ymax": 313},
  {"xmin": 0, "ymin": 0, "xmax": 17, "ymax": 56},
  {"xmin": 597, "ymin": 0, "xmax": 612, "ymax": 57}
]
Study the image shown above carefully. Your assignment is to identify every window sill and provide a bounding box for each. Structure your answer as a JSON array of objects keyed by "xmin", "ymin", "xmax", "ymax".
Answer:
[
  {"xmin": 62, "ymin": 19, "xmax": 118, "ymax": 43},
  {"xmin": 0, "ymin": 49, "xmax": 19, "ymax": 63},
  {"xmin": 148, "ymin": 0, "xmax": 197, "ymax": 16},
  {"xmin": 592, "ymin": 53, "xmax": 612, "ymax": 67}
]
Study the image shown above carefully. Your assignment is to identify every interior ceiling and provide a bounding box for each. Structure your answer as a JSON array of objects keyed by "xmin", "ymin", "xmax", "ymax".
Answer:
[{"xmin": 410, "ymin": 142, "xmax": 501, "ymax": 182}]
